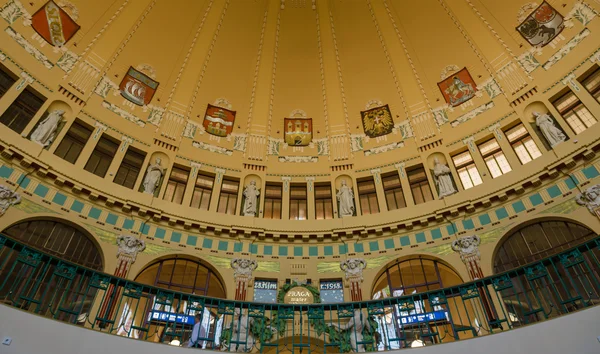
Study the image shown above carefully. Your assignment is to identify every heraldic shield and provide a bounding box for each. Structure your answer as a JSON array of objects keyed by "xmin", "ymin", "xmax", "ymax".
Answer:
[
  {"xmin": 119, "ymin": 67, "xmax": 159, "ymax": 106},
  {"xmin": 517, "ymin": 1, "xmax": 564, "ymax": 47},
  {"xmin": 284, "ymin": 118, "xmax": 313, "ymax": 146},
  {"xmin": 203, "ymin": 104, "xmax": 236, "ymax": 137},
  {"xmin": 437, "ymin": 68, "xmax": 477, "ymax": 107},
  {"xmin": 31, "ymin": 1, "xmax": 80, "ymax": 47},
  {"xmin": 361, "ymin": 104, "xmax": 394, "ymax": 138}
]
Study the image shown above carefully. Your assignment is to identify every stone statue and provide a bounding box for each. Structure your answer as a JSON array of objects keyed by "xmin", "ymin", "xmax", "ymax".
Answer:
[
  {"xmin": 142, "ymin": 157, "xmax": 165, "ymax": 195},
  {"xmin": 433, "ymin": 158, "xmax": 457, "ymax": 199},
  {"xmin": 116, "ymin": 235, "xmax": 146, "ymax": 263},
  {"xmin": 534, "ymin": 111, "xmax": 566, "ymax": 148},
  {"xmin": 225, "ymin": 308, "xmax": 255, "ymax": 352},
  {"xmin": 231, "ymin": 258, "xmax": 258, "ymax": 282},
  {"xmin": 29, "ymin": 110, "xmax": 64, "ymax": 147},
  {"xmin": 337, "ymin": 180, "xmax": 355, "ymax": 217},
  {"xmin": 451, "ymin": 235, "xmax": 481, "ymax": 263},
  {"xmin": 576, "ymin": 184, "xmax": 600, "ymax": 214},
  {"xmin": 329, "ymin": 309, "xmax": 371, "ymax": 353},
  {"xmin": 242, "ymin": 181, "xmax": 260, "ymax": 217},
  {"xmin": 340, "ymin": 258, "xmax": 367, "ymax": 282},
  {"xmin": 0, "ymin": 185, "xmax": 21, "ymax": 216}
]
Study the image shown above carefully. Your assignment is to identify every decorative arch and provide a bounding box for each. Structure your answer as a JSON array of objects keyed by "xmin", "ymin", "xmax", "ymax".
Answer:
[
  {"xmin": 134, "ymin": 254, "xmax": 227, "ymax": 299},
  {"xmin": 491, "ymin": 217, "xmax": 596, "ymax": 273},
  {"xmin": 370, "ymin": 254, "xmax": 464, "ymax": 299},
  {"xmin": 1, "ymin": 216, "xmax": 104, "ymax": 270}
]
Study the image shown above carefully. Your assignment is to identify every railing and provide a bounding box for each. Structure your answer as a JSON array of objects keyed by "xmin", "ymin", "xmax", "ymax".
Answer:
[{"xmin": 1, "ymin": 234, "xmax": 599, "ymax": 352}]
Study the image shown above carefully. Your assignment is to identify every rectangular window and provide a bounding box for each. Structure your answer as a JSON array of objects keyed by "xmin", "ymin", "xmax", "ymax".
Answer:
[
  {"xmin": 163, "ymin": 166, "xmax": 189, "ymax": 204},
  {"xmin": 478, "ymin": 138, "xmax": 511, "ymax": 178},
  {"xmin": 289, "ymin": 184, "xmax": 307, "ymax": 220},
  {"xmin": 263, "ymin": 183, "xmax": 282, "ymax": 219},
  {"xmin": 84, "ymin": 134, "xmax": 119, "ymax": 177},
  {"xmin": 54, "ymin": 120, "xmax": 93, "ymax": 164},
  {"xmin": 358, "ymin": 178, "xmax": 379, "ymax": 215},
  {"xmin": 382, "ymin": 172, "xmax": 406, "ymax": 210},
  {"xmin": 320, "ymin": 279, "xmax": 344, "ymax": 303},
  {"xmin": 581, "ymin": 66, "xmax": 600, "ymax": 103},
  {"xmin": 0, "ymin": 65, "xmax": 17, "ymax": 98},
  {"xmin": 253, "ymin": 279, "xmax": 278, "ymax": 303},
  {"xmin": 217, "ymin": 178, "xmax": 239, "ymax": 215},
  {"xmin": 552, "ymin": 91, "xmax": 596, "ymax": 134},
  {"xmin": 113, "ymin": 147, "xmax": 146, "ymax": 189},
  {"xmin": 408, "ymin": 166, "xmax": 433, "ymax": 205},
  {"xmin": 315, "ymin": 183, "xmax": 333, "ymax": 220},
  {"xmin": 504, "ymin": 124, "xmax": 542, "ymax": 164},
  {"xmin": 191, "ymin": 173, "xmax": 214, "ymax": 210},
  {"xmin": 0, "ymin": 87, "xmax": 45, "ymax": 133},
  {"xmin": 452, "ymin": 151, "xmax": 482, "ymax": 190}
]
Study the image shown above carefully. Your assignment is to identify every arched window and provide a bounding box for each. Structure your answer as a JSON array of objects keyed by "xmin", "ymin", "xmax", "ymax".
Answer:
[
  {"xmin": 2, "ymin": 218, "xmax": 103, "ymax": 270},
  {"xmin": 493, "ymin": 220, "xmax": 595, "ymax": 273}
]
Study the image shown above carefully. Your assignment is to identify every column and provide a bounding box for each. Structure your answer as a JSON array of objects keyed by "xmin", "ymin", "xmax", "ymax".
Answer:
[
  {"xmin": 97, "ymin": 235, "xmax": 146, "ymax": 327},
  {"xmin": 489, "ymin": 124, "xmax": 520, "ymax": 168},
  {"xmin": 211, "ymin": 168, "xmax": 226, "ymax": 212},
  {"xmin": 281, "ymin": 176, "xmax": 291, "ymax": 220},
  {"xmin": 563, "ymin": 73, "xmax": 600, "ymax": 119},
  {"xmin": 231, "ymin": 259, "xmax": 258, "ymax": 301},
  {"xmin": 182, "ymin": 162, "xmax": 203, "ymax": 207},
  {"xmin": 395, "ymin": 163, "xmax": 414, "ymax": 207},
  {"xmin": 75, "ymin": 122, "xmax": 107, "ymax": 168},
  {"xmin": 463, "ymin": 137, "xmax": 492, "ymax": 183},
  {"xmin": 306, "ymin": 177, "xmax": 315, "ymax": 219},
  {"xmin": 340, "ymin": 258, "xmax": 367, "ymax": 301},
  {"xmin": 104, "ymin": 136, "xmax": 132, "ymax": 181},
  {"xmin": 370, "ymin": 168, "xmax": 387, "ymax": 212}
]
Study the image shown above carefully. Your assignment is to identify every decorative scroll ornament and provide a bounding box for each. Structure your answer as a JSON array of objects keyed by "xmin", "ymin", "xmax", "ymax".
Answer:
[
  {"xmin": 576, "ymin": 184, "xmax": 600, "ymax": 214},
  {"xmin": 116, "ymin": 235, "xmax": 146, "ymax": 264},
  {"xmin": 0, "ymin": 185, "xmax": 21, "ymax": 216},
  {"xmin": 451, "ymin": 235, "xmax": 481, "ymax": 263},
  {"xmin": 340, "ymin": 258, "xmax": 366, "ymax": 282},
  {"xmin": 440, "ymin": 65, "xmax": 461, "ymax": 81},
  {"xmin": 231, "ymin": 258, "xmax": 258, "ymax": 282}
]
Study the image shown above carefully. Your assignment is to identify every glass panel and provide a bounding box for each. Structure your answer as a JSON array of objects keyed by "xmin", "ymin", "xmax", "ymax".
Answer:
[
  {"xmin": 478, "ymin": 138, "xmax": 501, "ymax": 156},
  {"xmin": 0, "ymin": 88, "xmax": 45, "ymax": 133},
  {"xmin": 505, "ymin": 124, "xmax": 528, "ymax": 142}
]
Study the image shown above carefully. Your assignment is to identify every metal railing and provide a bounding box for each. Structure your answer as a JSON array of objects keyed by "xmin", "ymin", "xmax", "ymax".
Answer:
[{"xmin": 1, "ymin": 234, "xmax": 599, "ymax": 352}]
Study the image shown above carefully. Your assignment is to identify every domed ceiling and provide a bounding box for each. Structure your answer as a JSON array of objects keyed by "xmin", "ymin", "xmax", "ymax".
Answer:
[{"xmin": 2, "ymin": 0, "xmax": 595, "ymax": 173}]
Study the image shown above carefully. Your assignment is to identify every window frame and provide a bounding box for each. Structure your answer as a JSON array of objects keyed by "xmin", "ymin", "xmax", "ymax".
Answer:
[
  {"xmin": 190, "ymin": 172, "xmax": 215, "ymax": 211},
  {"xmin": 217, "ymin": 178, "xmax": 239, "ymax": 215},
  {"xmin": 163, "ymin": 165, "xmax": 190, "ymax": 204},
  {"xmin": 357, "ymin": 177, "xmax": 379, "ymax": 215},
  {"xmin": 289, "ymin": 184, "xmax": 308, "ymax": 220},
  {"xmin": 504, "ymin": 123, "xmax": 542, "ymax": 165},
  {"xmin": 113, "ymin": 146, "xmax": 146, "ymax": 189},
  {"xmin": 263, "ymin": 183, "xmax": 283, "ymax": 219},
  {"xmin": 451, "ymin": 150, "xmax": 482, "ymax": 190},
  {"xmin": 53, "ymin": 120, "xmax": 93, "ymax": 164},
  {"xmin": 314, "ymin": 183, "xmax": 334, "ymax": 220},
  {"xmin": 407, "ymin": 166, "xmax": 433, "ymax": 205},
  {"xmin": 84, "ymin": 133, "xmax": 120, "ymax": 178},
  {"xmin": 382, "ymin": 172, "xmax": 406, "ymax": 211}
]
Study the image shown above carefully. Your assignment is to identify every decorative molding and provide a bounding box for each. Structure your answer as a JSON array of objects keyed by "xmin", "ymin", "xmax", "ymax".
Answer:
[
  {"xmin": 565, "ymin": 1, "xmax": 596, "ymax": 26},
  {"xmin": 517, "ymin": 48, "xmax": 541, "ymax": 74},
  {"xmin": 364, "ymin": 141, "xmax": 405, "ymax": 156},
  {"xmin": 5, "ymin": 27, "xmax": 53, "ymax": 69},
  {"xmin": 231, "ymin": 133, "xmax": 247, "ymax": 152},
  {"xmin": 543, "ymin": 28, "xmax": 590, "ymax": 71},
  {"xmin": 0, "ymin": 0, "xmax": 30, "ymax": 25},
  {"xmin": 56, "ymin": 51, "xmax": 79, "ymax": 73},
  {"xmin": 394, "ymin": 120, "xmax": 414, "ymax": 139},
  {"xmin": 576, "ymin": 184, "xmax": 600, "ymax": 215},
  {"xmin": 278, "ymin": 156, "xmax": 318, "ymax": 163},
  {"xmin": 0, "ymin": 184, "xmax": 21, "ymax": 216},
  {"xmin": 516, "ymin": 2, "xmax": 538, "ymax": 24},
  {"xmin": 440, "ymin": 64, "xmax": 460, "ymax": 80},
  {"xmin": 192, "ymin": 141, "xmax": 233, "ymax": 156},
  {"xmin": 116, "ymin": 235, "xmax": 145, "ymax": 264},
  {"xmin": 94, "ymin": 76, "xmax": 118, "ymax": 99},
  {"xmin": 314, "ymin": 138, "xmax": 329, "ymax": 156},
  {"xmin": 480, "ymin": 78, "xmax": 502, "ymax": 99},
  {"xmin": 147, "ymin": 105, "xmax": 165, "ymax": 126},
  {"xmin": 450, "ymin": 101, "xmax": 495, "ymax": 128},
  {"xmin": 350, "ymin": 134, "xmax": 365, "ymax": 152},
  {"xmin": 245, "ymin": 8, "xmax": 269, "ymax": 136},
  {"xmin": 101, "ymin": 101, "xmax": 146, "ymax": 127},
  {"xmin": 267, "ymin": 137, "xmax": 283, "ymax": 156},
  {"xmin": 231, "ymin": 258, "xmax": 258, "ymax": 283}
]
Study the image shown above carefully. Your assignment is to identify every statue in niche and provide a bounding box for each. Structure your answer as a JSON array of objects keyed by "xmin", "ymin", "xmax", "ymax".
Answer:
[
  {"xmin": 576, "ymin": 184, "xmax": 600, "ymax": 214},
  {"xmin": 337, "ymin": 180, "xmax": 355, "ymax": 217},
  {"xmin": 534, "ymin": 111, "xmax": 566, "ymax": 148},
  {"xmin": 0, "ymin": 185, "xmax": 21, "ymax": 216},
  {"xmin": 433, "ymin": 158, "xmax": 457, "ymax": 199},
  {"xmin": 142, "ymin": 157, "xmax": 165, "ymax": 195},
  {"xmin": 328, "ymin": 309, "xmax": 372, "ymax": 353},
  {"xmin": 242, "ymin": 181, "xmax": 260, "ymax": 216},
  {"xmin": 29, "ymin": 110, "xmax": 64, "ymax": 147}
]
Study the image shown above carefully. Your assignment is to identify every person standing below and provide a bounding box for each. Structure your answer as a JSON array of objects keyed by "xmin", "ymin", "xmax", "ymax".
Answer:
[{"xmin": 188, "ymin": 314, "xmax": 202, "ymax": 348}]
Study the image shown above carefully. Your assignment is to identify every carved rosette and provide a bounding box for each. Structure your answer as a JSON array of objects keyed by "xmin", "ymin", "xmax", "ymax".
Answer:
[
  {"xmin": 340, "ymin": 258, "xmax": 367, "ymax": 301},
  {"xmin": 451, "ymin": 235, "xmax": 483, "ymax": 280}
]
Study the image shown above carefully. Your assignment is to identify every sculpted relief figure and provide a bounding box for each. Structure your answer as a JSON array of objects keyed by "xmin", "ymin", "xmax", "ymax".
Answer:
[
  {"xmin": 230, "ymin": 258, "xmax": 258, "ymax": 281},
  {"xmin": 340, "ymin": 258, "xmax": 367, "ymax": 282},
  {"xmin": 242, "ymin": 181, "xmax": 260, "ymax": 216},
  {"xmin": 337, "ymin": 180, "xmax": 355, "ymax": 218},
  {"xmin": 142, "ymin": 157, "xmax": 165, "ymax": 195},
  {"xmin": 534, "ymin": 111, "xmax": 566, "ymax": 148},
  {"xmin": 0, "ymin": 185, "xmax": 21, "ymax": 216},
  {"xmin": 451, "ymin": 235, "xmax": 481, "ymax": 262},
  {"xmin": 30, "ymin": 110, "xmax": 64, "ymax": 147},
  {"xmin": 576, "ymin": 184, "xmax": 600, "ymax": 214},
  {"xmin": 433, "ymin": 158, "xmax": 457, "ymax": 199},
  {"xmin": 116, "ymin": 235, "xmax": 146, "ymax": 263}
]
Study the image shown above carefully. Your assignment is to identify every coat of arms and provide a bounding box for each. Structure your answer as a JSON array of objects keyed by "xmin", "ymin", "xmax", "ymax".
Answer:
[
  {"xmin": 203, "ymin": 104, "xmax": 236, "ymax": 137},
  {"xmin": 284, "ymin": 118, "xmax": 312, "ymax": 146},
  {"xmin": 517, "ymin": 1, "xmax": 564, "ymax": 47},
  {"xmin": 437, "ymin": 68, "xmax": 477, "ymax": 107},
  {"xmin": 31, "ymin": 1, "xmax": 80, "ymax": 47},
  {"xmin": 361, "ymin": 104, "xmax": 394, "ymax": 138},
  {"xmin": 119, "ymin": 67, "xmax": 159, "ymax": 106}
]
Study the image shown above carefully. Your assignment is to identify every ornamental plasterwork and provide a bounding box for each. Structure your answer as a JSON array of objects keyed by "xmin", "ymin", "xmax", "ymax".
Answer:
[
  {"xmin": 314, "ymin": 138, "xmax": 329, "ymax": 156},
  {"xmin": 480, "ymin": 78, "xmax": 502, "ymax": 99},
  {"xmin": 182, "ymin": 120, "xmax": 199, "ymax": 139},
  {"xmin": 440, "ymin": 64, "xmax": 460, "ymax": 80},
  {"xmin": 94, "ymin": 76, "xmax": 118, "ymax": 99},
  {"xmin": 116, "ymin": 235, "xmax": 146, "ymax": 263},
  {"xmin": 0, "ymin": 184, "xmax": 21, "ymax": 216},
  {"xmin": 231, "ymin": 133, "xmax": 247, "ymax": 152},
  {"xmin": 136, "ymin": 63, "xmax": 157, "ymax": 79},
  {"xmin": 102, "ymin": 101, "xmax": 145, "ymax": 127},
  {"xmin": 450, "ymin": 101, "xmax": 495, "ymax": 128},
  {"xmin": 516, "ymin": 2, "xmax": 538, "ymax": 24},
  {"xmin": 192, "ymin": 141, "xmax": 233, "ymax": 156},
  {"xmin": 432, "ymin": 107, "xmax": 449, "ymax": 127},
  {"xmin": 340, "ymin": 258, "xmax": 366, "ymax": 282},
  {"xmin": 289, "ymin": 109, "xmax": 307, "ymax": 117},
  {"xmin": 146, "ymin": 105, "xmax": 165, "ymax": 126},
  {"xmin": 5, "ymin": 27, "xmax": 53, "ymax": 69},
  {"xmin": 0, "ymin": 0, "xmax": 30, "ymax": 25},
  {"xmin": 517, "ymin": 49, "xmax": 541, "ymax": 74},
  {"xmin": 56, "ymin": 51, "xmax": 79, "ymax": 73},
  {"xmin": 267, "ymin": 137, "xmax": 283, "ymax": 156},
  {"xmin": 565, "ymin": 1, "xmax": 596, "ymax": 26},
  {"xmin": 451, "ymin": 235, "xmax": 481, "ymax": 263},
  {"xmin": 365, "ymin": 100, "xmax": 384, "ymax": 110},
  {"xmin": 364, "ymin": 141, "xmax": 405, "ymax": 157},
  {"xmin": 543, "ymin": 29, "xmax": 591, "ymax": 71},
  {"xmin": 576, "ymin": 184, "xmax": 600, "ymax": 214},
  {"xmin": 350, "ymin": 134, "xmax": 365, "ymax": 152},
  {"xmin": 231, "ymin": 258, "xmax": 258, "ymax": 282},
  {"xmin": 214, "ymin": 97, "xmax": 233, "ymax": 110},
  {"xmin": 278, "ymin": 156, "xmax": 318, "ymax": 163},
  {"xmin": 394, "ymin": 120, "xmax": 414, "ymax": 139},
  {"xmin": 57, "ymin": 1, "xmax": 79, "ymax": 20}
]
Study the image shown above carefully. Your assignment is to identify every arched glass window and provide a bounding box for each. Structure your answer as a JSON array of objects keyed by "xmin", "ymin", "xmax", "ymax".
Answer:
[
  {"xmin": 2, "ymin": 218, "xmax": 103, "ymax": 270},
  {"xmin": 493, "ymin": 220, "xmax": 595, "ymax": 273}
]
